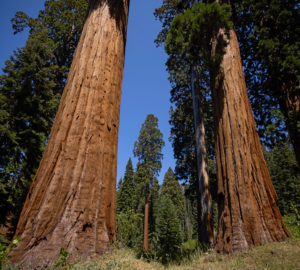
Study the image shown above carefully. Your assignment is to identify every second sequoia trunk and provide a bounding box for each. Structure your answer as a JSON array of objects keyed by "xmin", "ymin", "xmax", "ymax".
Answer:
[
  {"xmin": 213, "ymin": 30, "xmax": 289, "ymax": 253},
  {"xmin": 10, "ymin": 0, "xmax": 129, "ymax": 267}
]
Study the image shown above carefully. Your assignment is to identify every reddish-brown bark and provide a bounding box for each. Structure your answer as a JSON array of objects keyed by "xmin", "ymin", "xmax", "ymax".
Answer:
[
  {"xmin": 143, "ymin": 194, "xmax": 150, "ymax": 253},
  {"xmin": 9, "ymin": 0, "xmax": 129, "ymax": 268},
  {"xmin": 213, "ymin": 30, "xmax": 289, "ymax": 253}
]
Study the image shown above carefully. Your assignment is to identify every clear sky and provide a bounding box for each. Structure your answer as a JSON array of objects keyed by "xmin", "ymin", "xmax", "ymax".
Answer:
[{"xmin": 0, "ymin": 0, "xmax": 176, "ymax": 183}]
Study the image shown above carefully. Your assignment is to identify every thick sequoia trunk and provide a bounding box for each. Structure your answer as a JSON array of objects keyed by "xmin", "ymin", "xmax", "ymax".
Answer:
[
  {"xmin": 10, "ymin": 0, "xmax": 129, "ymax": 267},
  {"xmin": 143, "ymin": 194, "xmax": 150, "ymax": 253},
  {"xmin": 213, "ymin": 30, "xmax": 289, "ymax": 253},
  {"xmin": 191, "ymin": 66, "xmax": 214, "ymax": 245}
]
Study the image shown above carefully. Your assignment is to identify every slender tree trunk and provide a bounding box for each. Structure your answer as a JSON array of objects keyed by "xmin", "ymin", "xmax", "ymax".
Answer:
[
  {"xmin": 191, "ymin": 66, "xmax": 214, "ymax": 245},
  {"xmin": 278, "ymin": 83, "xmax": 300, "ymax": 166},
  {"xmin": 212, "ymin": 29, "xmax": 289, "ymax": 253},
  {"xmin": 10, "ymin": 0, "xmax": 129, "ymax": 267},
  {"xmin": 143, "ymin": 193, "xmax": 150, "ymax": 253}
]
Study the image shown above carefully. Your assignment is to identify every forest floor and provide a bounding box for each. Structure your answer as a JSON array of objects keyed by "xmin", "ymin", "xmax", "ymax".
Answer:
[
  {"xmin": 71, "ymin": 237, "xmax": 300, "ymax": 270},
  {"xmin": 2, "ymin": 217, "xmax": 300, "ymax": 269}
]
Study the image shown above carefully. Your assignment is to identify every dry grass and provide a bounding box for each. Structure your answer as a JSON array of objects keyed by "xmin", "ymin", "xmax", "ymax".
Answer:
[
  {"xmin": 72, "ymin": 238, "xmax": 300, "ymax": 270},
  {"xmin": 73, "ymin": 248, "xmax": 164, "ymax": 270}
]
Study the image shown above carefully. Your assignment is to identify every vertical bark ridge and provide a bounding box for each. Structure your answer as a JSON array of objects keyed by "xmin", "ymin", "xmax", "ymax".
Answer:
[
  {"xmin": 214, "ymin": 30, "xmax": 289, "ymax": 253},
  {"xmin": 10, "ymin": 1, "xmax": 129, "ymax": 268},
  {"xmin": 191, "ymin": 66, "xmax": 214, "ymax": 245}
]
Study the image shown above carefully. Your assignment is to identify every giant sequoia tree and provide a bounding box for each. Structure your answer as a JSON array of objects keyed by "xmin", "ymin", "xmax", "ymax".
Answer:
[
  {"xmin": 213, "ymin": 28, "xmax": 289, "ymax": 253},
  {"xmin": 166, "ymin": 2, "xmax": 289, "ymax": 253},
  {"xmin": 10, "ymin": 0, "xmax": 130, "ymax": 267}
]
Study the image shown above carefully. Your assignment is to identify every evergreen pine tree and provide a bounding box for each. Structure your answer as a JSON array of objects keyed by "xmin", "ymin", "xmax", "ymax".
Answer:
[
  {"xmin": 116, "ymin": 158, "xmax": 143, "ymax": 248},
  {"xmin": 265, "ymin": 142, "xmax": 300, "ymax": 215},
  {"xmin": 133, "ymin": 114, "xmax": 165, "ymax": 253},
  {"xmin": 117, "ymin": 177, "xmax": 123, "ymax": 193},
  {"xmin": 117, "ymin": 158, "xmax": 136, "ymax": 214},
  {"xmin": 156, "ymin": 195, "xmax": 182, "ymax": 264},
  {"xmin": 161, "ymin": 168, "xmax": 185, "ymax": 226}
]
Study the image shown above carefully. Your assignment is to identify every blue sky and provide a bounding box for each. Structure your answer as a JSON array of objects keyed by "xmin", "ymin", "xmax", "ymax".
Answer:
[{"xmin": 0, "ymin": 0, "xmax": 176, "ymax": 183}]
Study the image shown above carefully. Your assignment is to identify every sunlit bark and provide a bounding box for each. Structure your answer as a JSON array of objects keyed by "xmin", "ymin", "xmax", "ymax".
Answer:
[
  {"xmin": 213, "ymin": 30, "xmax": 289, "ymax": 253},
  {"xmin": 10, "ymin": 0, "xmax": 130, "ymax": 267}
]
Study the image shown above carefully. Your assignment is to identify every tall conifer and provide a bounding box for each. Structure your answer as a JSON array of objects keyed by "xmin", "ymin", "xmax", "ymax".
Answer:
[
  {"xmin": 156, "ymin": 195, "xmax": 182, "ymax": 264},
  {"xmin": 161, "ymin": 168, "xmax": 185, "ymax": 224},
  {"xmin": 133, "ymin": 114, "xmax": 165, "ymax": 253}
]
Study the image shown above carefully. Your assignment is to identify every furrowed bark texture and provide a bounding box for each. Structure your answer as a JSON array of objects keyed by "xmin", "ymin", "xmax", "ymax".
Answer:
[
  {"xmin": 191, "ymin": 66, "xmax": 214, "ymax": 245},
  {"xmin": 213, "ymin": 30, "xmax": 289, "ymax": 253},
  {"xmin": 10, "ymin": 0, "xmax": 129, "ymax": 267}
]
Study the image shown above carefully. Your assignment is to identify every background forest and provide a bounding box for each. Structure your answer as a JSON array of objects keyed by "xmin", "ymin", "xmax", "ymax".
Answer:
[{"xmin": 0, "ymin": 0, "xmax": 299, "ymax": 268}]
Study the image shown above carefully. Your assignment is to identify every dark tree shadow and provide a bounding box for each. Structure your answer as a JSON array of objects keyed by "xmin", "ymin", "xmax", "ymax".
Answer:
[{"xmin": 87, "ymin": 0, "xmax": 129, "ymax": 32}]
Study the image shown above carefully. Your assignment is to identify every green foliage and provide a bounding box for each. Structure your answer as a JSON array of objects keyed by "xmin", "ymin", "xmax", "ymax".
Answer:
[
  {"xmin": 161, "ymin": 168, "xmax": 185, "ymax": 231},
  {"xmin": 133, "ymin": 167, "xmax": 161, "ymax": 255},
  {"xmin": 155, "ymin": 2, "xmax": 227, "ymax": 245},
  {"xmin": 181, "ymin": 238, "xmax": 198, "ymax": 259},
  {"xmin": 117, "ymin": 158, "xmax": 136, "ymax": 214},
  {"xmin": 117, "ymin": 210, "xmax": 143, "ymax": 248},
  {"xmin": 0, "ymin": 237, "xmax": 21, "ymax": 270},
  {"xmin": 48, "ymin": 247, "xmax": 78, "ymax": 270},
  {"xmin": 156, "ymin": 196, "xmax": 182, "ymax": 264},
  {"xmin": 117, "ymin": 177, "xmax": 123, "ymax": 193},
  {"xmin": 116, "ymin": 114, "xmax": 165, "ymax": 256},
  {"xmin": 154, "ymin": 0, "xmax": 199, "ymax": 46},
  {"xmin": 283, "ymin": 214, "xmax": 300, "ymax": 239},
  {"xmin": 265, "ymin": 141, "xmax": 300, "ymax": 215},
  {"xmin": 133, "ymin": 114, "xmax": 165, "ymax": 253},
  {"xmin": 0, "ymin": 0, "xmax": 88, "ymax": 230},
  {"xmin": 182, "ymin": 187, "xmax": 197, "ymax": 240},
  {"xmin": 160, "ymin": 2, "xmax": 232, "ymax": 173},
  {"xmin": 133, "ymin": 114, "xmax": 165, "ymax": 178},
  {"xmin": 165, "ymin": 3, "xmax": 232, "ymax": 69},
  {"xmin": 148, "ymin": 177, "xmax": 160, "ymax": 238},
  {"xmin": 54, "ymin": 248, "xmax": 70, "ymax": 269}
]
